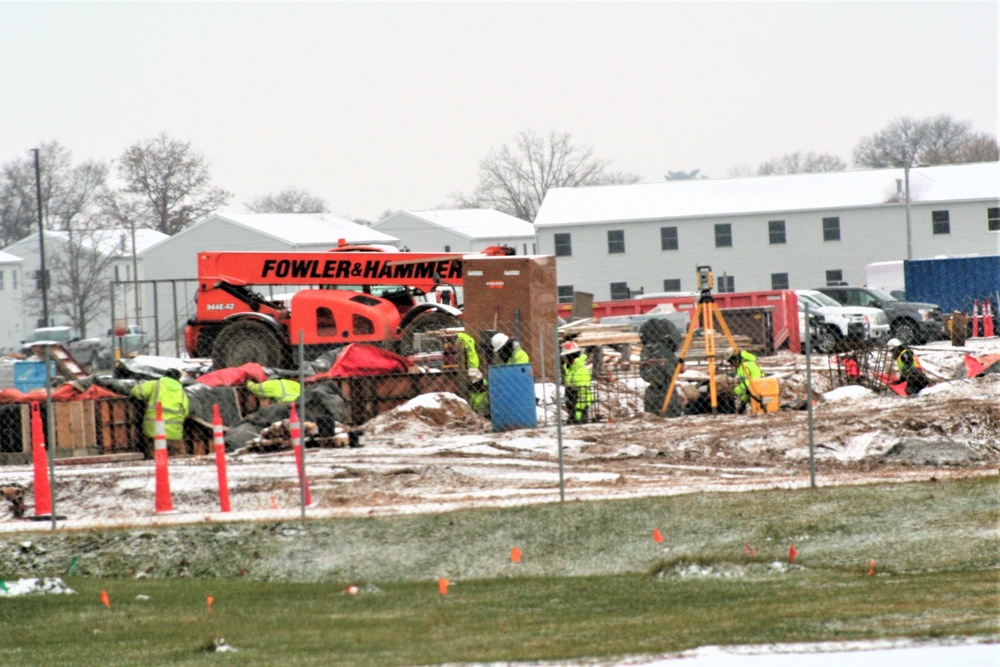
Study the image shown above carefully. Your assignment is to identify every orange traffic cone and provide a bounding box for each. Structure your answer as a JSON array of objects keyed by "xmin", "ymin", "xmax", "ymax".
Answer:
[
  {"xmin": 289, "ymin": 403, "xmax": 312, "ymax": 506},
  {"xmin": 29, "ymin": 402, "xmax": 52, "ymax": 518},
  {"xmin": 212, "ymin": 405, "xmax": 231, "ymax": 512},
  {"xmin": 153, "ymin": 403, "xmax": 174, "ymax": 513},
  {"xmin": 985, "ymin": 300, "xmax": 995, "ymax": 338},
  {"xmin": 972, "ymin": 301, "xmax": 981, "ymax": 338}
]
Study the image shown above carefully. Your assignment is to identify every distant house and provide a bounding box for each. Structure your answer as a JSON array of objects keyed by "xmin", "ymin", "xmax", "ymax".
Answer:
[
  {"xmin": 372, "ymin": 209, "xmax": 537, "ymax": 255},
  {"xmin": 534, "ymin": 162, "xmax": 1000, "ymax": 302},
  {"xmin": 0, "ymin": 251, "xmax": 24, "ymax": 351},
  {"xmin": 2, "ymin": 228, "xmax": 167, "ymax": 340},
  {"xmin": 136, "ymin": 213, "xmax": 401, "ymax": 351}
]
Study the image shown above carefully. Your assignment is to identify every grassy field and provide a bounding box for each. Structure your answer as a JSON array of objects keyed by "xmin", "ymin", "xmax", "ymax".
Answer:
[{"xmin": 1, "ymin": 476, "xmax": 998, "ymax": 666}]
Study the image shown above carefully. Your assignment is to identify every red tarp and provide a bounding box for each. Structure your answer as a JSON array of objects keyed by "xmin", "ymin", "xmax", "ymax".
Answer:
[
  {"xmin": 0, "ymin": 383, "xmax": 124, "ymax": 404},
  {"xmin": 197, "ymin": 362, "xmax": 269, "ymax": 387},
  {"xmin": 305, "ymin": 344, "xmax": 413, "ymax": 381}
]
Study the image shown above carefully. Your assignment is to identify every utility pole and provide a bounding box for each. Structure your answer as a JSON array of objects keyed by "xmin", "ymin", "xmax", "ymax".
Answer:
[
  {"xmin": 904, "ymin": 163, "xmax": 913, "ymax": 260},
  {"xmin": 31, "ymin": 148, "xmax": 50, "ymax": 327}
]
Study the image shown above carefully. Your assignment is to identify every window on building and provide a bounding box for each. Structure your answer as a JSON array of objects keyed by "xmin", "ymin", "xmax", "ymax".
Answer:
[
  {"xmin": 607, "ymin": 230, "xmax": 625, "ymax": 254},
  {"xmin": 554, "ymin": 233, "xmax": 572, "ymax": 257},
  {"xmin": 660, "ymin": 226, "xmax": 678, "ymax": 250},
  {"xmin": 770, "ymin": 273, "xmax": 789, "ymax": 290},
  {"xmin": 610, "ymin": 282, "xmax": 630, "ymax": 300},
  {"xmin": 826, "ymin": 269, "xmax": 844, "ymax": 285},
  {"xmin": 823, "ymin": 217, "xmax": 841, "ymax": 241},
  {"xmin": 444, "ymin": 245, "xmax": 451, "ymax": 252},
  {"xmin": 932, "ymin": 210, "xmax": 950, "ymax": 235},
  {"xmin": 557, "ymin": 285, "xmax": 574, "ymax": 304},
  {"xmin": 0, "ymin": 271, "xmax": 4, "ymax": 291},
  {"xmin": 714, "ymin": 223, "xmax": 733, "ymax": 248},
  {"xmin": 663, "ymin": 278, "xmax": 681, "ymax": 292},
  {"xmin": 989, "ymin": 207, "xmax": 1000, "ymax": 232},
  {"xmin": 768, "ymin": 220, "xmax": 786, "ymax": 244},
  {"xmin": 11, "ymin": 271, "xmax": 16, "ymax": 290},
  {"xmin": 717, "ymin": 275, "xmax": 735, "ymax": 293},
  {"xmin": 316, "ymin": 307, "xmax": 337, "ymax": 336}
]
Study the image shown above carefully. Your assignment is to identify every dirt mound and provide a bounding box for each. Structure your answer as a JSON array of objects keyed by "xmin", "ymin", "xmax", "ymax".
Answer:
[{"xmin": 364, "ymin": 392, "xmax": 487, "ymax": 441}]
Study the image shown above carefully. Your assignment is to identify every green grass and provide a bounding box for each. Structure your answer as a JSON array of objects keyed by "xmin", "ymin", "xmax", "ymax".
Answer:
[{"xmin": 1, "ymin": 476, "xmax": 998, "ymax": 665}]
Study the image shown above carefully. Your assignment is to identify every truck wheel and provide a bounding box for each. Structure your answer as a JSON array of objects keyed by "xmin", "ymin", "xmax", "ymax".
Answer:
[
  {"xmin": 399, "ymin": 312, "xmax": 462, "ymax": 356},
  {"xmin": 816, "ymin": 326, "xmax": 841, "ymax": 354},
  {"xmin": 891, "ymin": 320, "xmax": 918, "ymax": 346},
  {"xmin": 211, "ymin": 320, "xmax": 287, "ymax": 370}
]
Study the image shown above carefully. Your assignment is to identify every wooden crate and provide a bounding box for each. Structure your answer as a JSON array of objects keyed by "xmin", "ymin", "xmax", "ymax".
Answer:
[
  {"xmin": 96, "ymin": 397, "xmax": 142, "ymax": 454},
  {"xmin": 51, "ymin": 400, "xmax": 97, "ymax": 455}
]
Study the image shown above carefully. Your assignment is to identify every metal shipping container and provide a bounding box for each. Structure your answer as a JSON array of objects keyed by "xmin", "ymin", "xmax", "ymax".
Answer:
[{"xmin": 904, "ymin": 255, "xmax": 1000, "ymax": 314}]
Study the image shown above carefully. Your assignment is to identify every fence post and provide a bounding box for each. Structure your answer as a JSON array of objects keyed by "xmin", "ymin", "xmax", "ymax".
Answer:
[
  {"xmin": 297, "ymin": 330, "xmax": 309, "ymax": 517},
  {"xmin": 553, "ymin": 323, "xmax": 565, "ymax": 502},
  {"xmin": 539, "ymin": 330, "xmax": 547, "ymax": 427},
  {"xmin": 805, "ymin": 303, "xmax": 816, "ymax": 489},
  {"xmin": 45, "ymin": 346, "xmax": 57, "ymax": 528}
]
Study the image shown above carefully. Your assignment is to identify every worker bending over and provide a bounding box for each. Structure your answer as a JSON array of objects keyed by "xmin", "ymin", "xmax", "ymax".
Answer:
[
  {"xmin": 132, "ymin": 368, "xmax": 190, "ymax": 457},
  {"xmin": 728, "ymin": 350, "xmax": 763, "ymax": 413},
  {"xmin": 457, "ymin": 331, "xmax": 487, "ymax": 415},
  {"xmin": 247, "ymin": 378, "xmax": 301, "ymax": 407},
  {"xmin": 560, "ymin": 341, "xmax": 594, "ymax": 424},
  {"xmin": 887, "ymin": 338, "xmax": 931, "ymax": 396}
]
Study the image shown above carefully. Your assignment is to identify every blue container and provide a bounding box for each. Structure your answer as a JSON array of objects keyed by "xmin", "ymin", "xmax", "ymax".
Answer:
[
  {"xmin": 904, "ymin": 255, "xmax": 1000, "ymax": 314},
  {"xmin": 488, "ymin": 363, "xmax": 537, "ymax": 431},
  {"xmin": 14, "ymin": 361, "xmax": 55, "ymax": 392}
]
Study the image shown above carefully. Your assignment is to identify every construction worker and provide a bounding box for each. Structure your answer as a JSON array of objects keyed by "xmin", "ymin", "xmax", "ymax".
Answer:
[
  {"xmin": 887, "ymin": 338, "xmax": 931, "ymax": 396},
  {"xmin": 560, "ymin": 341, "xmax": 594, "ymax": 423},
  {"xmin": 246, "ymin": 377, "xmax": 301, "ymax": 407},
  {"xmin": 456, "ymin": 331, "xmax": 488, "ymax": 416},
  {"xmin": 728, "ymin": 350, "xmax": 763, "ymax": 413},
  {"xmin": 131, "ymin": 368, "xmax": 190, "ymax": 457},
  {"xmin": 491, "ymin": 333, "xmax": 530, "ymax": 365}
]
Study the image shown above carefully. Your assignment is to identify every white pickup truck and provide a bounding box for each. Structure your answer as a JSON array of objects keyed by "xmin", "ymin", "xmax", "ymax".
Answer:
[
  {"xmin": 71, "ymin": 326, "xmax": 150, "ymax": 369},
  {"xmin": 795, "ymin": 290, "xmax": 891, "ymax": 353}
]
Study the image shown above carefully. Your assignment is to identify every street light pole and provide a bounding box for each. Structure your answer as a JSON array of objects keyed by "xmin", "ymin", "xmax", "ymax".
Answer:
[
  {"xmin": 129, "ymin": 218, "xmax": 140, "ymax": 326},
  {"xmin": 31, "ymin": 148, "xmax": 50, "ymax": 328}
]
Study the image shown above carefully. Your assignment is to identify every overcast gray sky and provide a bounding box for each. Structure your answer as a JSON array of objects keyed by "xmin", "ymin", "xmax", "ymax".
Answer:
[{"xmin": 2, "ymin": 1, "xmax": 996, "ymax": 222}]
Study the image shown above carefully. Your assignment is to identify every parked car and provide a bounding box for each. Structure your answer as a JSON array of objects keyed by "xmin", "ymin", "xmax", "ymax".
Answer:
[
  {"xmin": 815, "ymin": 285, "xmax": 944, "ymax": 346},
  {"xmin": 20, "ymin": 326, "xmax": 87, "ymax": 356},
  {"xmin": 73, "ymin": 325, "xmax": 150, "ymax": 370},
  {"xmin": 795, "ymin": 290, "xmax": 891, "ymax": 353}
]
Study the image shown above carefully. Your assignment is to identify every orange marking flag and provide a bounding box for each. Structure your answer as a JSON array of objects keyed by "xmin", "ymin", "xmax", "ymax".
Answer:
[
  {"xmin": 652, "ymin": 529, "xmax": 664, "ymax": 543},
  {"xmin": 207, "ymin": 596, "xmax": 215, "ymax": 614},
  {"xmin": 743, "ymin": 542, "xmax": 756, "ymax": 557},
  {"xmin": 510, "ymin": 547, "xmax": 522, "ymax": 563},
  {"xmin": 100, "ymin": 590, "xmax": 111, "ymax": 608},
  {"xmin": 788, "ymin": 544, "xmax": 798, "ymax": 562},
  {"xmin": 437, "ymin": 578, "xmax": 450, "ymax": 595},
  {"xmin": 867, "ymin": 559, "xmax": 876, "ymax": 576}
]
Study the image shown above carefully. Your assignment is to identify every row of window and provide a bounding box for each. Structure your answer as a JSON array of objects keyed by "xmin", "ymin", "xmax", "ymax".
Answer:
[
  {"xmin": 554, "ymin": 208, "xmax": 998, "ymax": 257},
  {"xmin": 558, "ymin": 270, "xmax": 851, "ymax": 302}
]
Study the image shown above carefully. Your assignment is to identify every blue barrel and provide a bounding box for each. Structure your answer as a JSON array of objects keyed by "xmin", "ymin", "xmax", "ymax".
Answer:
[{"xmin": 488, "ymin": 363, "xmax": 537, "ymax": 431}]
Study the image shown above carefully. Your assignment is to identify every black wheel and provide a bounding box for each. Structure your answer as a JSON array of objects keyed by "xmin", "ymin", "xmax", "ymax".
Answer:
[
  {"xmin": 399, "ymin": 312, "xmax": 462, "ymax": 356},
  {"xmin": 211, "ymin": 320, "xmax": 287, "ymax": 370},
  {"xmin": 815, "ymin": 326, "xmax": 841, "ymax": 354},
  {"xmin": 891, "ymin": 320, "xmax": 919, "ymax": 346}
]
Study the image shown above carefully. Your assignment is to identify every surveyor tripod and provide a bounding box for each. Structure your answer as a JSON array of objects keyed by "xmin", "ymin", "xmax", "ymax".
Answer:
[{"xmin": 660, "ymin": 266, "xmax": 742, "ymax": 415}]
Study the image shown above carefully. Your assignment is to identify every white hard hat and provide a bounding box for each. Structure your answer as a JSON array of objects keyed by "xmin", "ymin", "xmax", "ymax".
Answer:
[
  {"xmin": 468, "ymin": 368, "xmax": 483, "ymax": 382},
  {"xmin": 491, "ymin": 332, "xmax": 509, "ymax": 352},
  {"xmin": 560, "ymin": 340, "xmax": 581, "ymax": 356},
  {"xmin": 886, "ymin": 338, "xmax": 902, "ymax": 348}
]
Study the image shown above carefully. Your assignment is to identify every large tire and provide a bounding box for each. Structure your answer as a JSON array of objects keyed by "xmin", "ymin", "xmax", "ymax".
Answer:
[
  {"xmin": 891, "ymin": 319, "xmax": 919, "ymax": 346},
  {"xmin": 399, "ymin": 311, "xmax": 462, "ymax": 356},
  {"xmin": 211, "ymin": 320, "xmax": 287, "ymax": 370}
]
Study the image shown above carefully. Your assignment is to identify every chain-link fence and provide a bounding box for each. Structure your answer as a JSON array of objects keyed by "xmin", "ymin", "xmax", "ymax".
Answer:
[{"xmin": 1, "ymin": 293, "xmax": 996, "ymax": 526}]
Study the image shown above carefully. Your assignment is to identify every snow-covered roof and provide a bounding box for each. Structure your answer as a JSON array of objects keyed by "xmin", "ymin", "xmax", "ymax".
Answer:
[
  {"xmin": 1, "ymin": 228, "xmax": 167, "ymax": 257},
  {"xmin": 0, "ymin": 250, "xmax": 23, "ymax": 264},
  {"xmin": 377, "ymin": 209, "xmax": 536, "ymax": 240},
  {"xmin": 209, "ymin": 213, "xmax": 399, "ymax": 246},
  {"xmin": 534, "ymin": 162, "xmax": 1000, "ymax": 227}
]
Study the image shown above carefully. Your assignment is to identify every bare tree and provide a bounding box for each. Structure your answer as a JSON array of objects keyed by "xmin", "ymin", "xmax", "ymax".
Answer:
[
  {"xmin": 450, "ymin": 129, "xmax": 640, "ymax": 222},
  {"xmin": 758, "ymin": 151, "xmax": 846, "ymax": 175},
  {"xmin": 245, "ymin": 187, "xmax": 328, "ymax": 214},
  {"xmin": 852, "ymin": 115, "xmax": 980, "ymax": 169},
  {"xmin": 931, "ymin": 131, "xmax": 998, "ymax": 164},
  {"xmin": 0, "ymin": 141, "xmax": 110, "ymax": 245},
  {"xmin": 116, "ymin": 132, "xmax": 231, "ymax": 235}
]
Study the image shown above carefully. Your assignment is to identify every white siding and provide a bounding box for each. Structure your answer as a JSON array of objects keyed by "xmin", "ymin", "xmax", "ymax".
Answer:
[
  {"xmin": 540, "ymin": 200, "xmax": 1000, "ymax": 300},
  {"xmin": 0, "ymin": 258, "xmax": 24, "ymax": 351}
]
